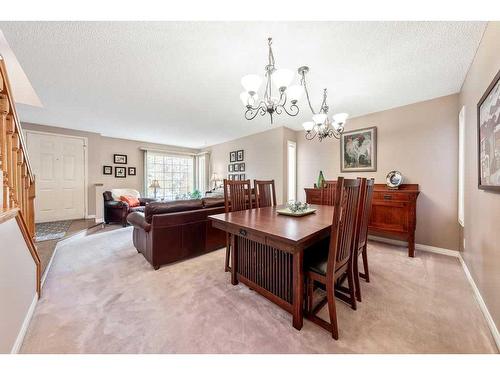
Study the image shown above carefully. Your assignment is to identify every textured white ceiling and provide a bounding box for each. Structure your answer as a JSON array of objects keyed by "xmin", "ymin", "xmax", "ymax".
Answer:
[{"xmin": 0, "ymin": 21, "xmax": 486, "ymax": 148}]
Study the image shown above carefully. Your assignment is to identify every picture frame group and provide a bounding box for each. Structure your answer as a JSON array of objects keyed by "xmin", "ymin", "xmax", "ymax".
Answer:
[
  {"xmin": 103, "ymin": 154, "xmax": 136, "ymax": 178},
  {"xmin": 229, "ymin": 149, "xmax": 244, "ymax": 163},
  {"xmin": 227, "ymin": 174, "xmax": 246, "ymax": 181},
  {"xmin": 228, "ymin": 162, "xmax": 245, "ymax": 172}
]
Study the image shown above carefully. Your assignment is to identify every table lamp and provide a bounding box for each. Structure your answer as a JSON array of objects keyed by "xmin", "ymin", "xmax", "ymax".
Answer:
[{"xmin": 149, "ymin": 179, "xmax": 161, "ymax": 198}]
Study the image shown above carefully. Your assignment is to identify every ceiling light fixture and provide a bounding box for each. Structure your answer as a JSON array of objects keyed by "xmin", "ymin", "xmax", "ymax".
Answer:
[{"xmin": 240, "ymin": 37, "xmax": 302, "ymax": 124}]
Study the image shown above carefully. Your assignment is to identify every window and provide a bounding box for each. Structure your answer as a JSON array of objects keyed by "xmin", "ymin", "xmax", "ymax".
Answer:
[
  {"xmin": 458, "ymin": 106, "xmax": 465, "ymax": 226},
  {"xmin": 145, "ymin": 151, "xmax": 194, "ymax": 200},
  {"xmin": 287, "ymin": 140, "xmax": 297, "ymax": 202}
]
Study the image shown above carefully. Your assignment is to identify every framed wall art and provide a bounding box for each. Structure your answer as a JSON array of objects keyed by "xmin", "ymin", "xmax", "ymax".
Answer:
[
  {"xmin": 128, "ymin": 167, "xmax": 136, "ymax": 176},
  {"xmin": 103, "ymin": 165, "xmax": 112, "ymax": 175},
  {"xmin": 115, "ymin": 166, "xmax": 126, "ymax": 178},
  {"xmin": 230, "ymin": 151, "xmax": 237, "ymax": 163},
  {"xmin": 340, "ymin": 126, "xmax": 377, "ymax": 172},
  {"xmin": 114, "ymin": 154, "xmax": 127, "ymax": 164},
  {"xmin": 478, "ymin": 69, "xmax": 500, "ymax": 191},
  {"xmin": 236, "ymin": 149, "xmax": 244, "ymax": 161}
]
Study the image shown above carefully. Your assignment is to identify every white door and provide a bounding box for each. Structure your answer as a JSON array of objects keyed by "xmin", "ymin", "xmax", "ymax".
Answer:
[{"xmin": 26, "ymin": 132, "xmax": 86, "ymax": 223}]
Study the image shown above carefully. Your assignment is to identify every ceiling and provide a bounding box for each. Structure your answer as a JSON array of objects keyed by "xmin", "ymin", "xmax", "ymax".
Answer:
[{"xmin": 0, "ymin": 21, "xmax": 486, "ymax": 148}]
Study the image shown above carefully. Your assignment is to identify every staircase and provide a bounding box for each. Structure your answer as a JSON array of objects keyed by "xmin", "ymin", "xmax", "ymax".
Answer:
[{"xmin": 0, "ymin": 55, "xmax": 41, "ymax": 297}]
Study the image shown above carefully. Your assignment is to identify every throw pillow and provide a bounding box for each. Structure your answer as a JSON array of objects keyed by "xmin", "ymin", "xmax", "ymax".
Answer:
[{"xmin": 120, "ymin": 195, "xmax": 140, "ymax": 207}]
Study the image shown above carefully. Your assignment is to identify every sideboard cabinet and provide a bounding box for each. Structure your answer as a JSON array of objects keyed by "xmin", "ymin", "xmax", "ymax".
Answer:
[{"xmin": 304, "ymin": 183, "xmax": 420, "ymax": 257}]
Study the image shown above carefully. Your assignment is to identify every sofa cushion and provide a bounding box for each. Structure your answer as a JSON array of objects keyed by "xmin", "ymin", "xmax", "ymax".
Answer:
[
  {"xmin": 144, "ymin": 200, "xmax": 204, "ymax": 223},
  {"xmin": 111, "ymin": 188, "xmax": 141, "ymax": 201},
  {"xmin": 202, "ymin": 197, "xmax": 225, "ymax": 208},
  {"xmin": 129, "ymin": 206, "xmax": 145, "ymax": 213}
]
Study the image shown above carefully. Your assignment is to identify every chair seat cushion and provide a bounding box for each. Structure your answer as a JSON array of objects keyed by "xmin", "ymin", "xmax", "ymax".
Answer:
[{"xmin": 305, "ymin": 237, "xmax": 330, "ymax": 276}]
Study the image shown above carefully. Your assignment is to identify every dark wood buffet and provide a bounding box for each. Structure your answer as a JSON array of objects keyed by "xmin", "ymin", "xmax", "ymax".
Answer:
[{"xmin": 305, "ymin": 183, "xmax": 420, "ymax": 257}]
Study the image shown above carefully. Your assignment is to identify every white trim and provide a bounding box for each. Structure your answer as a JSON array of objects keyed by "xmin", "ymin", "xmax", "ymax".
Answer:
[
  {"xmin": 85, "ymin": 214, "xmax": 96, "ymax": 219},
  {"xmin": 459, "ymin": 253, "xmax": 500, "ymax": 351},
  {"xmin": 368, "ymin": 235, "xmax": 499, "ymax": 351},
  {"xmin": 368, "ymin": 235, "xmax": 459, "ymax": 257},
  {"xmin": 25, "ymin": 129, "xmax": 89, "ymax": 220},
  {"xmin": 139, "ymin": 146, "xmax": 197, "ymax": 156},
  {"xmin": 10, "ymin": 293, "xmax": 37, "ymax": 354}
]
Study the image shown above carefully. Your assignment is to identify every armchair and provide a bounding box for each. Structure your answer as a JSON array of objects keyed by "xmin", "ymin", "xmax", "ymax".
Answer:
[{"xmin": 103, "ymin": 189, "xmax": 157, "ymax": 226}]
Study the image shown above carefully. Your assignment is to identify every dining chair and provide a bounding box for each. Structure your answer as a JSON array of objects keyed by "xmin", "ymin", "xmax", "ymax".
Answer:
[
  {"xmin": 304, "ymin": 177, "xmax": 362, "ymax": 339},
  {"xmin": 322, "ymin": 180, "xmax": 337, "ymax": 206},
  {"xmin": 353, "ymin": 178, "xmax": 375, "ymax": 302},
  {"xmin": 223, "ymin": 178, "xmax": 252, "ymax": 272},
  {"xmin": 254, "ymin": 179, "xmax": 277, "ymax": 208}
]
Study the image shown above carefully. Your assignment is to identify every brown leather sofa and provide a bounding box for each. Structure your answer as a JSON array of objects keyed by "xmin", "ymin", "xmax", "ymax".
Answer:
[
  {"xmin": 127, "ymin": 197, "xmax": 226, "ymax": 269},
  {"xmin": 103, "ymin": 191, "xmax": 157, "ymax": 227}
]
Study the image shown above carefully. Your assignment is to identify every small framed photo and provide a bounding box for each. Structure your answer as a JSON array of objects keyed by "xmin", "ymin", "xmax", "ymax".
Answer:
[
  {"xmin": 230, "ymin": 151, "xmax": 237, "ymax": 163},
  {"xmin": 228, "ymin": 164, "xmax": 234, "ymax": 172},
  {"xmin": 115, "ymin": 166, "xmax": 126, "ymax": 178},
  {"xmin": 229, "ymin": 175, "xmax": 234, "ymax": 181},
  {"xmin": 234, "ymin": 163, "xmax": 240, "ymax": 172},
  {"xmin": 239, "ymin": 174, "xmax": 245, "ymax": 180},
  {"xmin": 234, "ymin": 174, "xmax": 240, "ymax": 181},
  {"xmin": 236, "ymin": 150, "xmax": 244, "ymax": 161},
  {"xmin": 103, "ymin": 165, "xmax": 112, "ymax": 175},
  {"xmin": 114, "ymin": 154, "xmax": 127, "ymax": 164},
  {"xmin": 239, "ymin": 163, "xmax": 245, "ymax": 172},
  {"xmin": 128, "ymin": 167, "xmax": 136, "ymax": 176}
]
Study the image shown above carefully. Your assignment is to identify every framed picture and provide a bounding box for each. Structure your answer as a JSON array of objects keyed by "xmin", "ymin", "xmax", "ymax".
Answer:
[
  {"xmin": 478, "ymin": 69, "xmax": 500, "ymax": 191},
  {"xmin": 103, "ymin": 165, "xmax": 112, "ymax": 175},
  {"xmin": 340, "ymin": 126, "xmax": 377, "ymax": 172},
  {"xmin": 234, "ymin": 163, "xmax": 240, "ymax": 172},
  {"xmin": 228, "ymin": 164, "xmax": 234, "ymax": 172},
  {"xmin": 114, "ymin": 154, "xmax": 127, "ymax": 164},
  {"xmin": 230, "ymin": 151, "xmax": 237, "ymax": 163},
  {"xmin": 233, "ymin": 174, "xmax": 240, "ymax": 181},
  {"xmin": 239, "ymin": 174, "xmax": 246, "ymax": 180},
  {"xmin": 236, "ymin": 150, "xmax": 244, "ymax": 161},
  {"xmin": 115, "ymin": 166, "xmax": 126, "ymax": 178},
  {"xmin": 128, "ymin": 167, "xmax": 136, "ymax": 176},
  {"xmin": 239, "ymin": 163, "xmax": 245, "ymax": 172}
]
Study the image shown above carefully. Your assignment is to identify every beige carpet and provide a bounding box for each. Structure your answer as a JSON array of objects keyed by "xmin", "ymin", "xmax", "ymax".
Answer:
[{"xmin": 21, "ymin": 226, "xmax": 497, "ymax": 354}]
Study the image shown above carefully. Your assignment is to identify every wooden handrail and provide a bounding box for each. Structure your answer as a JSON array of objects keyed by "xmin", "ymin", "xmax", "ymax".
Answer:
[{"xmin": 0, "ymin": 55, "xmax": 40, "ymax": 297}]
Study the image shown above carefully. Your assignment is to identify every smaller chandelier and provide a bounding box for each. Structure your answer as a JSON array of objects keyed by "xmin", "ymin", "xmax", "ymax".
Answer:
[
  {"xmin": 299, "ymin": 67, "xmax": 349, "ymax": 141},
  {"xmin": 240, "ymin": 37, "xmax": 303, "ymax": 124}
]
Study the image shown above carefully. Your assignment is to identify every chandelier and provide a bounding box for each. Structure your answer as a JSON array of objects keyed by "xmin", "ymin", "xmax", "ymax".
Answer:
[
  {"xmin": 240, "ymin": 37, "xmax": 349, "ymax": 141},
  {"xmin": 240, "ymin": 38, "xmax": 302, "ymax": 124}
]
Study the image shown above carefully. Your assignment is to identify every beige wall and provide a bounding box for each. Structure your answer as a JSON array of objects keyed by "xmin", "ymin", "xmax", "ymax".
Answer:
[
  {"xmin": 0, "ymin": 218, "xmax": 37, "ymax": 353},
  {"xmin": 205, "ymin": 126, "xmax": 297, "ymax": 205},
  {"xmin": 459, "ymin": 22, "xmax": 500, "ymax": 331},
  {"xmin": 22, "ymin": 122, "xmax": 199, "ymax": 216},
  {"xmin": 297, "ymin": 94, "xmax": 460, "ymax": 251}
]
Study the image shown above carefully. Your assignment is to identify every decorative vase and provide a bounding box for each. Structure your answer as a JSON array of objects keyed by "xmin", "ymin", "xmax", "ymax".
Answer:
[{"xmin": 317, "ymin": 170, "xmax": 325, "ymax": 188}]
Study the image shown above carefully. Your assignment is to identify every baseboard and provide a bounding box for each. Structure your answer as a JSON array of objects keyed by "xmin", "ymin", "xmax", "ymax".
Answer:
[
  {"xmin": 458, "ymin": 254, "xmax": 500, "ymax": 352},
  {"xmin": 368, "ymin": 235, "xmax": 460, "ymax": 257},
  {"xmin": 10, "ymin": 293, "xmax": 38, "ymax": 354},
  {"xmin": 85, "ymin": 214, "xmax": 96, "ymax": 220},
  {"xmin": 368, "ymin": 235, "xmax": 499, "ymax": 352}
]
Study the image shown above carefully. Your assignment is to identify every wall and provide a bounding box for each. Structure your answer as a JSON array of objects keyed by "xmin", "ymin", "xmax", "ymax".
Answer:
[
  {"xmin": 0, "ymin": 217, "xmax": 37, "ymax": 353},
  {"xmin": 459, "ymin": 22, "xmax": 500, "ymax": 332},
  {"xmin": 205, "ymin": 126, "xmax": 297, "ymax": 205},
  {"xmin": 297, "ymin": 94, "xmax": 460, "ymax": 251},
  {"xmin": 22, "ymin": 122, "xmax": 199, "ymax": 216}
]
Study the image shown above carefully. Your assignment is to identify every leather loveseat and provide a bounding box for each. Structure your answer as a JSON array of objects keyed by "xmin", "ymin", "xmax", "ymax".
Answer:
[
  {"xmin": 103, "ymin": 189, "xmax": 157, "ymax": 227},
  {"xmin": 127, "ymin": 198, "xmax": 226, "ymax": 269}
]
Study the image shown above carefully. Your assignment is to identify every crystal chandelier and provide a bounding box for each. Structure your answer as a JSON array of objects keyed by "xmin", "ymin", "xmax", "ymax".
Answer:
[
  {"xmin": 240, "ymin": 38, "xmax": 303, "ymax": 124},
  {"xmin": 299, "ymin": 67, "xmax": 349, "ymax": 141}
]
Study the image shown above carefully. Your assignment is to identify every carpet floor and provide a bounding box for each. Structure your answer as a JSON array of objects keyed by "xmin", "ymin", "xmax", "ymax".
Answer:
[{"xmin": 21, "ymin": 227, "xmax": 498, "ymax": 354}]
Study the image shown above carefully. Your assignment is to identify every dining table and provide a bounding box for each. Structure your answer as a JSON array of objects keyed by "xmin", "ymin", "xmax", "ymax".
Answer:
[{"xmin": 209, "ymin": 204, "xmax": 335, "ymax": 330}]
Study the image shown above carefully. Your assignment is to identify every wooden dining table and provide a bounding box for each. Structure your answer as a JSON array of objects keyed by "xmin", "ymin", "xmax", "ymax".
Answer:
[{"xmin": 209, "ymin": 204, "xmax": 335, "ymax": 330}]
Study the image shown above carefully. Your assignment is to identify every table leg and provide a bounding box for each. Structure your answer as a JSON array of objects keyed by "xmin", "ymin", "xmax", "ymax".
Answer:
[
  {"xmin": 292, "ymin": 251, "xmax": 304, "ymax": 330},
  {"xmin": 231, "ymin": 234, "xmax": 238, "ymax": 285},
  {"xmin": 408, "ymin": 234, "xmax": 415, "ymax": 257}
]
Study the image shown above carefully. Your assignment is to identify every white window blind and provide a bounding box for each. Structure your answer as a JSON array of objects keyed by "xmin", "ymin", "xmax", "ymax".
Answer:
[{"xmin": 145, "ymin": 151, "xmax": 194, "ymax": 200}]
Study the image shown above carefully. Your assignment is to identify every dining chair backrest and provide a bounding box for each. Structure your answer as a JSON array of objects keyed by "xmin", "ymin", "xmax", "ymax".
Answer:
[
  {"xmin": 356, "ymin": 178, "xmax": 374, "ymax": 251},
  {"xmin": 254, "ymin": 179, "xmax": 277, "ymax": 208},
  {"xmin": 223, "ymin": 179, "xmax": 252, "ymax": 213},
  {"xmin": 323, "ymin": 180, "xmax": 337, "ymax": 206},
  {"xmin": 326, "ymin": 177, "xmax": 361, "ymax": 277}
]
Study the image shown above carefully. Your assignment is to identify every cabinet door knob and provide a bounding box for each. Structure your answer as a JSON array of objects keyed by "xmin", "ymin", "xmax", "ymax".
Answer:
[{"xmin": 239, "ymin": 229, "xmax": 247, "ymax": 237}]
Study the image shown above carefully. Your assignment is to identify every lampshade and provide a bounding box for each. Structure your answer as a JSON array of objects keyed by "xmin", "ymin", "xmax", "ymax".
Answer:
[
  {"xmin": 312, "ymin": 113, "xmax": 327, "ymax": 125},
  {"xmin": 210, "ymin": 173, "xmax": 219, "ymax": 182},
  {"xmin": 287, "ymin": 84, "xmax": 304, "ymax": 102},
  {"xmin": 302, "ymin": 121, "xmax": 315, "ymax": 132},
  {"xmin": 241, "ymin": 74, "xmax": 262, "ymax": 93},
  {"xmin": 332, "ymin": 112, "xmax": 349, "ymax": 125},
  {"xmin": 240, "ymin": 92, "xmax": 258, "ymax": 107},
  {"xmin": 149, "ymin": 180, "xmax": 160, "ymax": 189},
  {"xmin": 272, "ymin": 68, "xmax": 294, "ymax": 89}
]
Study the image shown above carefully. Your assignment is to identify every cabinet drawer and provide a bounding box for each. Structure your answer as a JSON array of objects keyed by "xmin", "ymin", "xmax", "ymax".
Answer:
[
  {"xmin": 235, "ymin": 227, "xmax": 265, "ymax": 244},
  {"xmin": 373, "ymin": 191, "xmax": 412, "ymax": 202}
]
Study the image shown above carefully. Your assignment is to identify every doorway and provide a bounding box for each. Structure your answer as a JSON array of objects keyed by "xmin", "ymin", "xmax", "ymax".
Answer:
[{"xmin": 26, "ymin": 131, "xmax": 87, "ymax": 223}]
